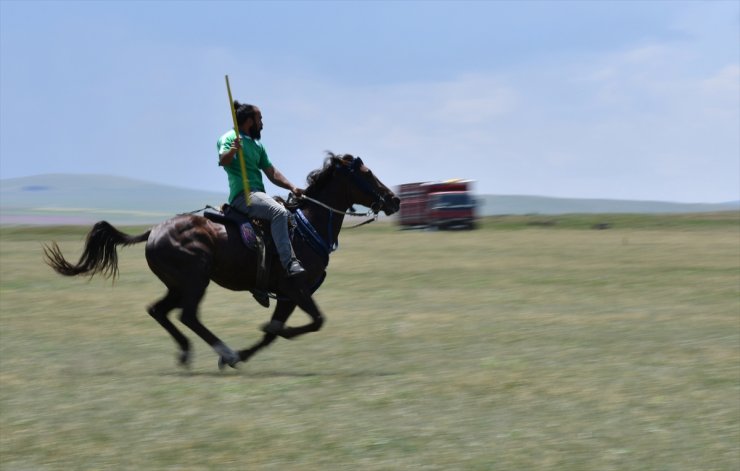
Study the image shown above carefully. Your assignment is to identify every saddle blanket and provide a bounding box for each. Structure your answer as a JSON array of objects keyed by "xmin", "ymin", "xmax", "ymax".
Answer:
[
  {"xmin": 239, "ymin": 221, "xmax": 261, "ymax": 251},
  {"xmin": 203, "ymin": 208, "xmax": 263, "ymax": 252}
]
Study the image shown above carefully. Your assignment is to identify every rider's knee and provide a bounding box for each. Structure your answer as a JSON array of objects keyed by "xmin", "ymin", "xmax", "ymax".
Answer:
[{"xmin": 269, "ymin": 204, "xmax": 289, "ymax": 223}]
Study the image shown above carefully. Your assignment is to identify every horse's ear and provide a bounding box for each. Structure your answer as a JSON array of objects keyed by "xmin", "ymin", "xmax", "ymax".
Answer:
[
  {"xmin": 335, "ymin": 154, "xmax": 354, "ymax": 168},
  {"xmin": 325, "ymin": 151, "xmax": 343, "ymax": 168},
  {"xmin": 332, "ymin": 156, "xmax": 349, "ymax": 168}
]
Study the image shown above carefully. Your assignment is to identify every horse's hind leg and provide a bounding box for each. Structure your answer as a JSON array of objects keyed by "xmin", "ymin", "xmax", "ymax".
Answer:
[
  {"xmin": 147, "ymin": 290, "xmax": 192, "ymax": 367},
  {"xmin": 177, "ymin": 279, "xmax": 240, "ymax": 369}
]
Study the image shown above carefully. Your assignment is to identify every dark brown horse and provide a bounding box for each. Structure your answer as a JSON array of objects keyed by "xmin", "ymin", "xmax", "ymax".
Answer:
[{"xmin": 44, "ymin": 153, "xmax": 400, "ymax": 369}]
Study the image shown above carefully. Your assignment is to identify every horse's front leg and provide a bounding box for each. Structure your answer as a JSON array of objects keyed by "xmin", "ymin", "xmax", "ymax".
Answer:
[
  {"xmin": 238, "ymin": 299, "xmax": 297, "ymax": 364},
  {"xmin": 263, "ymin": 291, "xmax": 325, "ymax": 340}
]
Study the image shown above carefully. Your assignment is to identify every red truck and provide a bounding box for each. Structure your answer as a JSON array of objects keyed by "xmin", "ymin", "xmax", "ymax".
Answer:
[{"xmin": 397, "ymin": 180, "xmax": 477, "ymax": 230}]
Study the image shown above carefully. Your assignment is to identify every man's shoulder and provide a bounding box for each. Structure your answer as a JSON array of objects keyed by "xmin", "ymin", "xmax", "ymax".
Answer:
[{"xmin": 218, "ymin": 129, "xmax": 236, "ymax": 144}]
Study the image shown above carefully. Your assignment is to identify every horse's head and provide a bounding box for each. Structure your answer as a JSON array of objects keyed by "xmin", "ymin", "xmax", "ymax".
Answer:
[{"xmin": 324, "ymin": 153, "xmax": 400, "ymax": 216}]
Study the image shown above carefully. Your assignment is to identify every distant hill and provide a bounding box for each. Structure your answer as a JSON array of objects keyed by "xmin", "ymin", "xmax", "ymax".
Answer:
[
  {"xmin": 1, "ymin": 174, "xmax": 738, "ymax": 225},
  {"xmin": 1, "ymin": 174, "xmax": 226, "ymax": 225},
  {"xmin": 477, "ymin": 195, "xmax": 740, "ymax": 216}
]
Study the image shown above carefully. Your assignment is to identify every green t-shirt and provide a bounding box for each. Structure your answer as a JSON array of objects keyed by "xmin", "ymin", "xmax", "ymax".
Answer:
[{"xmin": 217, "ymin": 130, "xmax": 273, "ymax": 202}]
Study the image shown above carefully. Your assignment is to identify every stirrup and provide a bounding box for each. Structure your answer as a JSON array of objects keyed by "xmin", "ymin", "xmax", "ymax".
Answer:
[{"xmin": 285, "ymin": 259, "xmax": 306, "ymax": 278}]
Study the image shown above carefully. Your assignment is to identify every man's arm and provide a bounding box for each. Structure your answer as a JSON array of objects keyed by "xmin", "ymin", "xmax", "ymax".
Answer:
[
  {"xmin": 219, "ymin": 136, "xmax": 241, "ymax": 166},
  {"xmin": 264, "ymin": 166, "xmax": 304, "ymax": 196}
]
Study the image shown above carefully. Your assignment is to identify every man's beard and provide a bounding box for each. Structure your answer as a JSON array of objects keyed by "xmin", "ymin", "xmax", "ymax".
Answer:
[{"xmin": 249, "ymin": 124, "xmax": 261, "ymax": 140}]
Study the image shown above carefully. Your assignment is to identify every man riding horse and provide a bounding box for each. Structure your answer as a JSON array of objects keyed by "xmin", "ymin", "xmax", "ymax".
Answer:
[
  {"xmin": 44, "ymin": 102, "xmax": 401, "ymax": 369},
  {"xmin": 217, "ymin": 101, "xmax": 305, "ymax": 277}
]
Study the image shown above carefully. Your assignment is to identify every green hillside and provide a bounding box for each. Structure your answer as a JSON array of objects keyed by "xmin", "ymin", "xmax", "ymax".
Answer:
[
  {"xmin": 1, "ymin": 174, "xmax": 227, "ymax": 225},
  {"xmin": 1, "ymin": 174, "xmax": 738, "ymax": 225},
  {"xmin": 478, "ymin": 194, "xmax": 740, "ymax": 215}
]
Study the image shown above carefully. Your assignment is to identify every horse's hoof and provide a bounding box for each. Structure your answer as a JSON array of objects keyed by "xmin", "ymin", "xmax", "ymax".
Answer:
[
  {"xmin": 177, "ymin": 350, "xmax": 192, "ymax": 369},
  {"xmin": 218, "ymin": 355, "xmax": 239, "ymax": 370},
  {"xmin": 214, "ymin": 342, "xmax": 239, "ymax": 370}
]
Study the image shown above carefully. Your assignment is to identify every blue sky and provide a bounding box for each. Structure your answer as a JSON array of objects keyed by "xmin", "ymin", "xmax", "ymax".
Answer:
[{"xmin": 1, "ymin": 0, "xmax": 738, "ymax": 203}]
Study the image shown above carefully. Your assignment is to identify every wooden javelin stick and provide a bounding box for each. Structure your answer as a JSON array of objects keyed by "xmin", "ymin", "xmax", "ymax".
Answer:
[{"xmin": 225, "ymin": 75, "xmax": 251, "ymax": 205}]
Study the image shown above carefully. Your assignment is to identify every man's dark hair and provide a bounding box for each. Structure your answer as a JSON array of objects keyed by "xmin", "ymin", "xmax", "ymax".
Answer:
[{"xmin": 234, "ymin": 101, "xmax": 258, "ymax": 126}]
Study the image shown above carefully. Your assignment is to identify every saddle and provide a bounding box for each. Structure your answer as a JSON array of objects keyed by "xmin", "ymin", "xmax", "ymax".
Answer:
[
  {"xmin": 203, "ymin": 204, "xmax": 278, "ymax": 308},
  {"xmin": 201, "ymin": 199, "xmax": 327, "ymax": 308}
]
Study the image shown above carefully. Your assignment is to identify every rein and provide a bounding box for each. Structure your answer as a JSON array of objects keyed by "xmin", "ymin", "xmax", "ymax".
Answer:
[{"xmin": 296, "ymin": 194, "xmax": 379, "ymax": 229}]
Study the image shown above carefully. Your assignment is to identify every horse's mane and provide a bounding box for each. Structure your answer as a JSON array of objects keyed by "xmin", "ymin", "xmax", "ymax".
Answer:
[
  {"xmin": 273, "ymin": 152, "xmax": 353, "ymax": 209},
  {"xmin": 304, "ymin": 152, "xmax": 353, "ymax": 198}
]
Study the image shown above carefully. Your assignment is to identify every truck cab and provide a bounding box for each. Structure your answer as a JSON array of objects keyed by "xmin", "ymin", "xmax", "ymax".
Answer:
[
  {"xmin": 397, "ymin": 179, "xmax": 477, "ymax": 230},
  {"xmin": 428, "ymin": 190, "xmax": 476, "ymax": 230}
]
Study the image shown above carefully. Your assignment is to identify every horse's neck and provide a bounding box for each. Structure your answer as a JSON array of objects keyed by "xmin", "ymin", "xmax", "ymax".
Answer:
[{"xmin": 300, "ymin": 183, "xmax": 350, "ymax": 245}]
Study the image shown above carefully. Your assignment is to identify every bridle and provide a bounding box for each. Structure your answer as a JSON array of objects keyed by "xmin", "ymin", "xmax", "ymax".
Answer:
[
  {"xmin": 290, "ymin": 156, "xmax": 388, "ymax": 262},
  {"xmin": 294, "ymin": 156, "xmax": 390, "ymax": 229},
  {"xmin": 338, "ymin": 156, "xmax": 390, "ymax": 215}
]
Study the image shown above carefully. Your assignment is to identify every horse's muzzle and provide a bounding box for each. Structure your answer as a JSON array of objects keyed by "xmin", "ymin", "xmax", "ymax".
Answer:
[{"xmin": 382, "ymin": 195, "xmax": 401, "ymax": 216}]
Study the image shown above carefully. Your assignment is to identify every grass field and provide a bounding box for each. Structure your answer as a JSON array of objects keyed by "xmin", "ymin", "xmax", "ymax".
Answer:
[{"xmin": 1, "ymin": 214, "xmax": 739, "ymax": 470}]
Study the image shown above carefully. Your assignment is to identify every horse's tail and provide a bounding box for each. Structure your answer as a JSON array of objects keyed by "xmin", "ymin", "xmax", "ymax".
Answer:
[{"xmin": 44, "ymin": 221, "xmax": 151, "ymax": 280}]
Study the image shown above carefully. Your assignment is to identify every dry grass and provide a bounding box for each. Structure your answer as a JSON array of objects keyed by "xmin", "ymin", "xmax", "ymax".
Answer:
[{"xmin": 1, "ymin": 217, "xmax": 738, "ymax": 470}]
